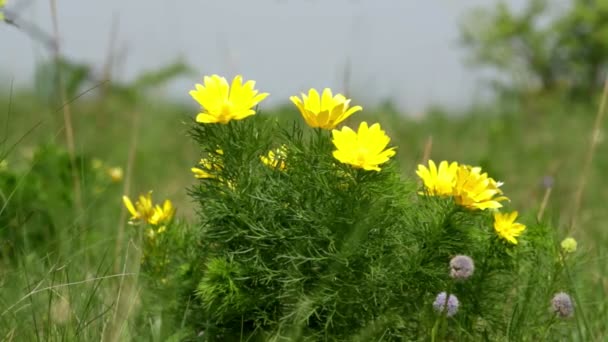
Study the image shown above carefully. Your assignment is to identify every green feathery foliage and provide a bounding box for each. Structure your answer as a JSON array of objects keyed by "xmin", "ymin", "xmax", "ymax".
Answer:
[{"xmin": 136, "ymin": 113, "xmax": 580, "ymax": 341}]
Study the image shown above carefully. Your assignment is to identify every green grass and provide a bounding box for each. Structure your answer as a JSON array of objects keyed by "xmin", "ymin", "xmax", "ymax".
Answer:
[{"xmin": 1, "ymin": 88, "xmax": 607, "ymax": 340}]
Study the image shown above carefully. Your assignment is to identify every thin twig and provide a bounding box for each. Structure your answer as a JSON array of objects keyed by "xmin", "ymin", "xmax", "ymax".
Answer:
[
  {"xmin": 114, "ymin": 109, "xmax": 141, "ymax": 273},
  {"xmin": 49, "ymin": 0, "xmax": 83, "ymax": 223},
  {"xmin": 421, "ymin": 135, "xmax": 433, "ymax": 164},
  {"xmin": 570, "ymin": 79, "xmax": 608, "ymax": 232},
  {"xmin": 537, "ymin": 187, "xmax": 552, "ymax": 222}
]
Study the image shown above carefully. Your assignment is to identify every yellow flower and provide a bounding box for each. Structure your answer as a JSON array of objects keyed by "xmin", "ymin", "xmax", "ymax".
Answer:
[
  {"xmin": 123, "ymin": 192, "xmax": 175, "ymax": 225},
  {"xmin": 189, "ymin": 75, "xmax": 269, "ymax": 124},
  {"xmin": 416, "ymin": 160, "xmax": 459, "ymax": 196},
  {"xmin": 560, "ymin": 237, "xmax": 577, "ymax": 253},
  {"xmin": 0, "ymin": 0, "xmax": 6, "ymax": 21},
  {"xmin": 453, "ymin": 165, "xmax": 508, "ymax": 210},
  {"xmin": 91, "ymin": 158, "xmax": 103, "ymax": 170},
  {"xmin": 192, "ymin": 159, "xmax": 216, "ymax": 179},
  {"xmin": 331, "ymin": 122, "xmax": 396, "ymax": 171},
  {"xmin": 107, "ymin": 167, "xmax": 123, "ymax": 183},
  {"xmin": 290, "ymin": 88, "xmax": 362, "ymax": 129},
  {"xmin": 149, "ymin": 200, "xmax": 175, "ymax": 226},
  {"xmin": 191, "ymin": 150, "xmax": 223, "ymax": 179},
  {"xmin": 493, "ymin": 211, "xmax": 526, "ymax": 244},
  {"xmin": 260, "ymin": 145, "xmax": 287, "ymax": 170}
]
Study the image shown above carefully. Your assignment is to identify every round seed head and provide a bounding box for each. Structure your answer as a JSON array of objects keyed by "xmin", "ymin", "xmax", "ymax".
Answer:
[
  {"xmin": 433, "ymin": 292, "xmax": 459, "ymax": 317},
  {"xmin": 560, "ymin": 237, "xmax": 577, "ymax": 254},
  {"xmin": 551, "ymin": 292, "xmax": 574, "ymax": 318},
  {"xmin": 450, "ymin": 255, "xmax": 475, "ymax": 280},
  {"xmin": 542, "ymin": 175, "xmax": 554, "ymax": 189}
]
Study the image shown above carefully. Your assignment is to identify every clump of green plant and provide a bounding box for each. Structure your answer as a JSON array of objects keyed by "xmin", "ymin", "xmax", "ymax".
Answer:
[
  {"xmin": 0, "ymin": 144, "xmax": 122, "ymax": 260},
  {"xmin": 131, "ymin": 75, "xmax": 583, "ymax": 340}
]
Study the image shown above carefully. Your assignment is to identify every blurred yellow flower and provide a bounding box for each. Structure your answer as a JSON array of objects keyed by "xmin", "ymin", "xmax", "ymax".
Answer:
[
  {"xmin": 416, "ymin": 160, "xmax": 459, "ymax": 196},
  {"xmin": 149, "ymin": 200, "xmax": 175, "ymax": 226},
  {"xmin": 107, "ymin": 167, "xmax": 123, "ymax": 183},
  {"xmin": 561, "ymin": 237, "xmax": 577, "ymax": 253},
  {"xmin": 91, "ymin": 158, "xmax": 103, "ymax": 170},
  {"xmin": 260, "ymin": 145, "xmax": 287, "ymax": 170},
  {"xmin": 0, "ymin": 0, "xmax": 6, "ymax": 21},
  {"xmin": 0, "ymin": 159, "xmax": 8, "ymax": 171},
  {"xmin": 453, "ymin": 165, "xmax": 508, "ymax": 210},
  {"xmin": 290, "ymin": 88, "xmax": 362, "ymax": 129},
  {"xmin": 493, "ymin": 211, "xmax": 526, "ymax": 244},
  {"xmin": 189, "ymin": 75, "xmax": 269, "ymax": 124},
  {"xmin": 123, "ymin": 192, "xmax": 175, "ymax": 225},
  {"xmin": 331, "ymin": 122, "xmax": 396, "ymax": 171}
]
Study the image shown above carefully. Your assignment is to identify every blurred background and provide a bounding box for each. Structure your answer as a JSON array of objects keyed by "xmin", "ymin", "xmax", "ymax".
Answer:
[{"xmin": 1, "ymin": 0, "xmax": 533, "ymax": 112}]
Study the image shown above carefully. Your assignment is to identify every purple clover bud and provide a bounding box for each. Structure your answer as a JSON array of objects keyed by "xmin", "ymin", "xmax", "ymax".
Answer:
[
  {"xmin": 433, "ymin": 292, "xmax": 459, "ymax": 317},
  {"xmin": 551, "ymin": 292, "xmax": 574, "ymax": 318},
  {"xmin": 542, "ymin": 176, "xmax": 554, "ymax": 189},
  {"xmin": 450, "ymin": 255, "xmax": 475, "ymax": 280}
]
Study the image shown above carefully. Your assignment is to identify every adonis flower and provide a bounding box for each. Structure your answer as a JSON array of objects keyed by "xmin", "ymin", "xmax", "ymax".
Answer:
[
  {"xmin": 331, "ymin": 122, "xmax": 396, "ymax": 171},
  {"xmin": 189, "ymin": 75, "xmax": 269, "ymax": 124},
  {"xmin": 452, "ymin": 165, "xmax": 508, "ymax": 210},
  {"xmin": 260, "ymin": 145, "xmax": 287, "ymax": 170},
  {"xmin": 123, "ymin": 191, "xmax": 175, "ymax": 226},
  {"xmin": 416, "ymin": 160, "xmax": 507, "ymax": 210},
  {"xmin": 290, "ymin": 88, "xmax": 362, "ymax": 129},
  {"xmin": 416, "ymin": 160, "xmax": 459, "ymax": 196},
  {"xmin": 493, "ymin": 211, "xmax": 526, "ymax": 244}
]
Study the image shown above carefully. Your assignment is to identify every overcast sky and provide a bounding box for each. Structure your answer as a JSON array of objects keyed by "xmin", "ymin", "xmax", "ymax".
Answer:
[{"xmin": 0, "ymin": 0, "xmax": 528, "ymax": 112}]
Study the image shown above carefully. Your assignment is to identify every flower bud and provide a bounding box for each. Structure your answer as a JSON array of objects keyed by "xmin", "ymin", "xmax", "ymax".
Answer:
[
  {"xmin": 560, "ymin": 237, "xmax": 577, "ymax": 254},
  {"xmin": 551, "ymin": 292, "xmax": 574, "ymax": 318},
  {"xmin": 433, "ymin": 292, "xmax": 459, "ymax": 317},
  {"xmin": 449, "ymin": 255, "xmax": 475, "ymax": 280}
]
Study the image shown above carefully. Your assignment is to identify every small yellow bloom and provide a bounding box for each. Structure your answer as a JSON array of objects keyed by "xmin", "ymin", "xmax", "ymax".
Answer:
[
  {"xmin": 416, "ymin": 160, "xmax": 459, "ymax": 196},
  {"xmin": 260, "ymin": 145, "xmax": 287, "ymax": 170},
  {"xmin": 123, "ymin": 192, "xmax": 175, "ymax": 225},
  {"xmin": 0, "ymin": 159, "xmax": 8, "ymax": 171},
  {"xmin": 493, "ymin": 211, "xmax": 526, "ymax": 244},
  {"xmin": 453, "ymin": 165, "xmax": 508, "ymax": 210},
  {"xmin": 149, "ymin": 200, "xmax": 175, "ymax": 226},
  {"xmin": 107, "ymin": 167, "xmax": 123, "ymax": 183},
  {"xmin": 192, "ymin": 159, "xmax": 216, "ymax": 179},
  {"xmin": 0, "ymin": 0, "xmax": 6, "ymax": 21},
  {"xmin": 192, "ymin": 150, "xmax": 223, "ymax": 179},
  {"xmin": 560, "ymin": 237, "xmax": 577, "ymax": 253},
  {"xmin": 331, "ymin": 122, "xmax": 396, "ymax": 171},
  {"xmin": 290, "ymin": 88, "xmax": 362, "ymax": 129},
  {"xmin": 189, "ymin": 75, "xmax": 269, "ymax": 124}
]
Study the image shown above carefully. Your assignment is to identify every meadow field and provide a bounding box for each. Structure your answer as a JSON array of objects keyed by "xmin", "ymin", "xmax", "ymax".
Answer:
[
  {"xmin": 2, "ymin": 82, "xmax": 607, "ymax": 340},
  {"xmin": 2, "ymin": 0, "xmax": 608, "ymax": 341}
]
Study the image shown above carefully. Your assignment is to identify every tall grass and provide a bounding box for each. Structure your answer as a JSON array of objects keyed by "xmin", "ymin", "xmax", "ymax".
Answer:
[{"xmin": 1, "ymin": 85, "xmax": 607, "ymax": 339}]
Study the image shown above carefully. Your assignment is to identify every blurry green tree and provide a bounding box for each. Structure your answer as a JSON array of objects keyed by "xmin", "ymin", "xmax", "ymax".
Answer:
[{"xmin": 461, "ymin": 0, "xmax": 608, "ymax": 97}]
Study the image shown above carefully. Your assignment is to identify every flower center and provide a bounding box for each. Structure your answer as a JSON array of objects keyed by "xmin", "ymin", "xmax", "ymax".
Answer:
[{"xmin": 218, "ymin": 102, "xmax": 235, "ymax": 122}]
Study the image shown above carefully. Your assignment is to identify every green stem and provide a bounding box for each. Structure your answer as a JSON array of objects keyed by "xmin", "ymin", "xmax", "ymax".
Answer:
[{"xmin": 540, "ymin": 315, "xmax": 556, "ymax": 340}]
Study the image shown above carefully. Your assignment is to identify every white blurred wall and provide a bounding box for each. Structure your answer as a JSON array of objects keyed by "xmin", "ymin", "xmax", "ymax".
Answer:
[{"xmin": 0, "ymin": 0, "xmax": 527, "ymax": 112}]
